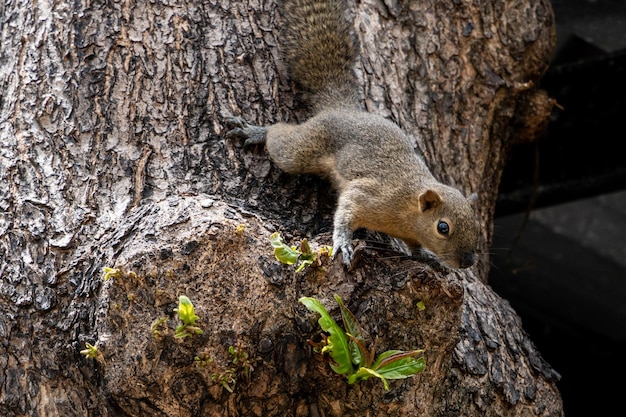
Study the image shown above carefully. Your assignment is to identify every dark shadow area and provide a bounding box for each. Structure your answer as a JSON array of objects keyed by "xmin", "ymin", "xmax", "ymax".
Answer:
[
  {"xmin": 490, "ymin": 192, "xmax": 626, "ymax": 416},
  {"xmin": 491, "ymin": 1, "xmax": 626, "ymax": 416}
]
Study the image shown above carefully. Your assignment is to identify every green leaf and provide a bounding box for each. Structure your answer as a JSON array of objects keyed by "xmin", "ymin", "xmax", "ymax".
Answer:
[
  {"xmin": 373, "ymin": 350, "xmax": 426, "ymax": 380},
  {"xmin": 102, "ymin": 267, "xmax": 121, "ymax": 281},
  {"xmin": 299, "ymin": 297, "xmax": 353, "ymax": 375},
  {"xmin": 334, "ymin": 295, "xmax": 364, "ymax": 342},
  {"xmin": 345, "ymin": 333, "xmax": 369, "ymax": 366},
  {"xmin": 371, "ymin": 349, "xmax": 403, "ymax": 368},
  {"xmin": 270, "ymin": 232, "xmax": 301, "ymax": 265},
  {"xmin": 175, "ymin": 295, "xmax": 199, "ymax": 326},
  {"xmin": 295, "ymin": 259, "xmax": 313, "ymax": 272},
  {"xmin": 349, "ymin": 367, "xmax": 390, "ymax": 390},
  {"xmin": 80, "ymin": 342, "xmax": 98, "ymax": 359},
  {"xmin": 335, "ymin": 295, "xmax": 370, "ymax": 367}
]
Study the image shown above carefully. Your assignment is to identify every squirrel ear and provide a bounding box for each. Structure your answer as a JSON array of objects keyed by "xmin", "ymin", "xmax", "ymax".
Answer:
[
  {"xmin": 467, "ymin": 192, "xmax": 478, "ymax": 206},
  {"xmin": 418, "ymin": 190, "xmax": 442, "ymax": 212}
]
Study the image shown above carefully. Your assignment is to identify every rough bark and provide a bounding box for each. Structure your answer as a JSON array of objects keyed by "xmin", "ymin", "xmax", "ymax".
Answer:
[{"xmin": 0, "ymin": 0, "xmax": 560, "ymax": 416}]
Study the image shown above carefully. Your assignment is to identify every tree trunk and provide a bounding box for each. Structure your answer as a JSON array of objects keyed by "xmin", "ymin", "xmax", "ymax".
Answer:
[{"xmin": 0, "ymin": 0, "xmax": 561, "ymax": 416}]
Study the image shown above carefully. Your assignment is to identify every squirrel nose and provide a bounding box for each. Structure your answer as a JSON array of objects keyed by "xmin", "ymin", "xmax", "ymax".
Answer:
[{"xmin": 459, "ymin": 252, "xmax": 476, "ymax": 269}]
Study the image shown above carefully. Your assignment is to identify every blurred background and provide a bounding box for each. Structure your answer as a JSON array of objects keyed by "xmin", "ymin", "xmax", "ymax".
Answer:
[{"xmin": 490, "ymin": 0, "xmax": 626, "ymax": 415}]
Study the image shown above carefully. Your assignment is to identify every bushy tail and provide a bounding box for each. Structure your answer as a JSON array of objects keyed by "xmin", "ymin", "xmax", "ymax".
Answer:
[{"xmin": 282, "ymin": 0, "xmax": 360, "ymax": 112}]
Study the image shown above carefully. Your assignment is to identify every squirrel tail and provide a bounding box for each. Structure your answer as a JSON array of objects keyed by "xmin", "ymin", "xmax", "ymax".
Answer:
[{"xmin": 283, "ymin": 0, "xmax": 360, "ymax": 112}]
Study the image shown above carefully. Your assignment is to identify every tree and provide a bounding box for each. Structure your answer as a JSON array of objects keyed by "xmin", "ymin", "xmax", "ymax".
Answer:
[{"xmin": 0, "ymin": 0, "xmax": 561, "ymax": 416}]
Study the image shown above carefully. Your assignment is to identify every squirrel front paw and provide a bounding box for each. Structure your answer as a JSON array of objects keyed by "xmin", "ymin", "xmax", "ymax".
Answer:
[
  {"xmin": 332, "ymin": 242, "xmax": 354, "ymax": 268},
  {"xmin": 224, "ymin": 116, "xmax": 268, "ymax": 146},
  {"xmin": 331, "ymin": 231, "xmax": 355, "ymax": 268}
]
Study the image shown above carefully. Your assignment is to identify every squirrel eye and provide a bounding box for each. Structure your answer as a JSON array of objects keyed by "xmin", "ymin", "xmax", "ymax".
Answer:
[{"xmin": 437, "ymin": 220, "xmax": 450, "ymax": 236}]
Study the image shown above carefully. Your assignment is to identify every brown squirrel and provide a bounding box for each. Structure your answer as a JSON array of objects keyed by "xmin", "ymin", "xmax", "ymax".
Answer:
[{"xmin": 226, "ymin": 0, "xmax": 480, "ymax": 269}]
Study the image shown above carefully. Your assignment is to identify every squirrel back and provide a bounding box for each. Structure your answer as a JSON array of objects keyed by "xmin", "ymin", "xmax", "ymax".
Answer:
[{"xmin": 282, "ymin": 0, "xmax": 360, "ymax": 112}]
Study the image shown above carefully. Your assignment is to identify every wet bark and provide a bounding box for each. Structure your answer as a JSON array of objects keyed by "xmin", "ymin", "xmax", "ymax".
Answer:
[{"xmin": 0, "ymin": 0, "xmax": 561, "ymax": 416}]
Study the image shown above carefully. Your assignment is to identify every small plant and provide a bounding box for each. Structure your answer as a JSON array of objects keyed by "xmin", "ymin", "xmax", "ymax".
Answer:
[
  {"xmin": 80, "ymin": 342, "xmax": 99, "ymax": 359},
  {"xmin": 173, "ymin": 295, "xmax": 203, "ymax": 339},
  {"xmin": 150, "ymin": 316, "xmax": 169, "ymax": 339},
  {"xmin": 194, "ymin": 351, "xmax": 213, "ymax": 368},
  {"xmin": 102, "ymin": 267, "xmax": 121, "ymax": 281},
  {"xmin": 235, "ymin": 224, "xmax": 246, "ymax": 235},
  {"xmin": 196, "ymin": 343, "xmax": 256, "ymax": 393},
  {"xmin": 270, "ymin": 232, "xmax": 332, "ymax": 272},
  {"xmin": 300, "ymin": 295, "xmax": 426, "ymax": 390},
  {"xmin": 212, "ymin": 368, "xmax": 236, "ymax": 393},
  {"xmin": 102, "ymin": 267, "xmax": 137, "ymax": 282},
  {"xmin": 229, "ymin": 343, "xmax": 255, "ymax": 381}
]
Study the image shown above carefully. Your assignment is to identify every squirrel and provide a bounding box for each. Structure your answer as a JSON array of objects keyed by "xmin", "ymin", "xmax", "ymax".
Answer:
[{"xmin": 225, "ymin": 0, "xmax": 480, "ymax": 270}]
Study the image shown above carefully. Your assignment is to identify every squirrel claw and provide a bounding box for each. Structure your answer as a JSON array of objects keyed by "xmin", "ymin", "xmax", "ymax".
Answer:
[
  {"xmin": 332, "ymin": 243, "xmax": 354, "ymax": 268},
  {"xmin": 225, "ymin": 127, "xmax": 244, "ymax": 140},
  {"xmin": 224, "ymin": 116, "xmax": 247, "ymax": 139},
  {"xmin": 224, "ymin": 115, "xmax": 244, "ymax": 127},
  {"xmin": 224, "ymin": 116, "xmax": 268, "ymax": 145}
]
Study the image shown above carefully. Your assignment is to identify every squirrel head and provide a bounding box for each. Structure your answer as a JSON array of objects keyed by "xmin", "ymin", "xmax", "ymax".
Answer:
[{"xmin": 408, "ymin": 187, "xmax": 480, "ymax": 269}]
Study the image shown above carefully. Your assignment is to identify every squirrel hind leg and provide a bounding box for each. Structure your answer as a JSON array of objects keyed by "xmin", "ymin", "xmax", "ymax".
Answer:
[{"xmin": 224, "ymin": 116, "xmax": 268, "ymax": 146}]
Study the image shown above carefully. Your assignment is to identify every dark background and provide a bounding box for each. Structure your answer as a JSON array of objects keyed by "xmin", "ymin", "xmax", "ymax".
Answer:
[{"xmin": 490, "ymin": 0, "xmax": 626, "ymax": 415}]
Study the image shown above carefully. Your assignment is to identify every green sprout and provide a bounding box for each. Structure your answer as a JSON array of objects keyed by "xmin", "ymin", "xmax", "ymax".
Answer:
[
  {"xmin": 299, "ymin": 295, "xmax": 426, "ymax": 390},
  {"xmin": 103, "ymin": 267, "xmax": 121, "ymax": 281},
  {"xmin": 194, "ymin": 352, "xmax": 214, "ymax": 369},
  {"xmin": 173, "ymin": 295, "xmax": 203, "ymax": 339},
  {"xmin": 270, "ymin": 232, "xmax": 332, "ymax": 272},
  {"xmin": 150, "ymin": 316, "xmax": 169, "ymax": 339},
  {"xmin": 196, "ymin": 343, "xmax": 255, "ymax": 393},
  {"xmin": 80, "ymin": 342, "xmax": 99, "ymax": 359},
  {"xmin": 212, "ymin": 369, "xmax": 236, "ymax": 393},
  {"xmin": 210, "ymin": 344, "xmax": 255, "ymax": 392},
  {"xmin": 229, "ymin": 344, "xmax": 255, "ymax": 381}
]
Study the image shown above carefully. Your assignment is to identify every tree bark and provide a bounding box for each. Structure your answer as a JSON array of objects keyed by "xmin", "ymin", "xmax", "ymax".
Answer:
[{"xmin": 0, "ymin": 0, "xmax": 561, "ymax": 416}]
